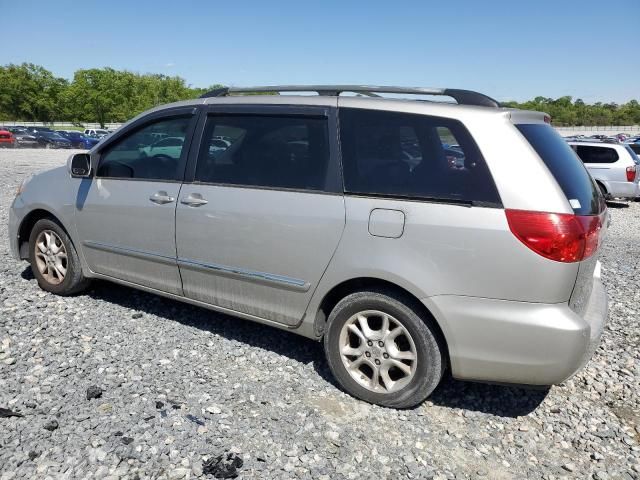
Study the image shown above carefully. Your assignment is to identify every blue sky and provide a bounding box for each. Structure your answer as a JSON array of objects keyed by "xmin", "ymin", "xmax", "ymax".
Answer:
[{"xmin": 2, "ymin": 0, "xmax": 638, "ymax": 103}]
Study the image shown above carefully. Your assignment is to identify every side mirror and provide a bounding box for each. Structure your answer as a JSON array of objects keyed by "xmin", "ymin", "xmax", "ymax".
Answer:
[{"xmin": 69, "ymin": 153, "xmax": 91, "ymax": 178}]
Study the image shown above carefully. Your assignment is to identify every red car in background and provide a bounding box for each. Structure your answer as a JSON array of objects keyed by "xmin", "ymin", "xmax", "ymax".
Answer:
[{"xmin": 0, "ymin": 129, "xmax": 16, "ymax": 148}]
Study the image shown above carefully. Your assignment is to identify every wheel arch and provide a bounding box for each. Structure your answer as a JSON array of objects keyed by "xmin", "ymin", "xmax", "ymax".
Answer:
[
  {"xmin": 313, "ymin": 277, "xmax": 451, "ymax": 367},
  {"xmin": 17, "ymin": 208, "xmax": 69, "ymax": 259},
  {"xmin": 595, "ymin": 180, "xmax": 609, "ymax": 197}
]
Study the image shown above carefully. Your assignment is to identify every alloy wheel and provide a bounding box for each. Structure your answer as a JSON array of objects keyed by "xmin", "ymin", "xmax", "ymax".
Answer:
[
  {"xmin": 339, "ymin": 310, "xmax": 417, "ymax": 393},
  {"xmin": 34, "ymin": 230, "xmax": 67, "ymax": 285}
]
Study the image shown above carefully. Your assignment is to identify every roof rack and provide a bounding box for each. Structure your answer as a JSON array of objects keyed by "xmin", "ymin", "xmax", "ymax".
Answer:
[
  {"xmin": 565, "ymin": 137, "xmax": 619, "ymax": 144},
  {"xmin": 200, "ymin": 85, "xmax": 501, "ymax": 108}
]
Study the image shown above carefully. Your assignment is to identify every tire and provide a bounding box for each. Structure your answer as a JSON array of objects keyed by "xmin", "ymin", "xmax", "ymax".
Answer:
[
  {"xmin": 324, "ymin": 289, "xmax": 445, "ymax": 409},
  {"xmin": 28, "ymin": 218, "xmax": 90, "ymax": 295}
]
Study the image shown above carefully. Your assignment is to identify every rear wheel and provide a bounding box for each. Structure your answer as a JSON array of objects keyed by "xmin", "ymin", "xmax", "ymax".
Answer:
[
  {"xmin": 324, "ymin": 289, "xmax": 445, "ymax": 408},
  {"xmin": 28, "ymin": 218, "xmax": 90, "ymax": 295}
]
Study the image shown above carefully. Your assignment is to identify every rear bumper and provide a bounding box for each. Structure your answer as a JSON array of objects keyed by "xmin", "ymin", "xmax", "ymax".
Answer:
[
  {"xmin": 604, "ymin": 180, "xmax": 639, "ymax": 200},
  {"xmin": 423, "ymin": 270, "xmax": 608, "ymax": 385}
]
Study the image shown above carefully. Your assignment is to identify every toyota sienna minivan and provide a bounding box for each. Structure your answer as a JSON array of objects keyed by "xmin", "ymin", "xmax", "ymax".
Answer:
[{"xmin": 9, "ymin": 86, "xmax": 609, "ymax": 408}]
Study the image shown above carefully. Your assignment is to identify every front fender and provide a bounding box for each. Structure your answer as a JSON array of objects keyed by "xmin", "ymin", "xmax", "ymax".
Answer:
[{"xmin": 11, "ymin": 166, "xmax": 91, "ymax": 274}]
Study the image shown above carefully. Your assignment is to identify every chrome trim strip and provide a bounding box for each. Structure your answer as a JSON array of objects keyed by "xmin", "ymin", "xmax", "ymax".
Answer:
[
  {"xmin": 83, "ymin": 241, "xmax": 176, "ymax": 265},
  {"xmin": 177, "ymin": 258, "xmax": 311, "ymax": 292},
  {"xmin": 83, "ymin": 241, "xmax": 310, "ymax": 292}
]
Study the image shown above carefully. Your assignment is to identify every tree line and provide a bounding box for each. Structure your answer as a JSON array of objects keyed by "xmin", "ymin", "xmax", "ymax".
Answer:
[
  {"xmin": 502, "ymin": 96, "xmax": 640, "ymax": 127},
  {"xmin": 1, "ymin": 63, "xmax": 638, "ymax": 127},
  {"xmin": 0, "ymin": 63, "xmax": 221, "ymax": 127}
]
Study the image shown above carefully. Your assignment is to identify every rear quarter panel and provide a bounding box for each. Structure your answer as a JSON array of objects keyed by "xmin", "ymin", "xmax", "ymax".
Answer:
[
  {"xmin": 307, "ymin": 196, "xmax": 579, "ymax": 308},
  {"xmin": 304, "ymin": 108, "xmax": 581, "ymax": 331}
]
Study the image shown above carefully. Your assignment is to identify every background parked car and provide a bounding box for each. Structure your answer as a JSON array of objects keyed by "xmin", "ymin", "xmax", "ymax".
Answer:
[
  {"xmin": 140, "ymin": 136, "xmax": 184, "ymax": 159},
  {"xmin": 35, "ymin": 131, "xmax": 73, "ymax": 149},
  {"xmin": 57, "ymin": 130, "xmax": 100, "ymax": 149},
  {"xmin": 26, "ymin": 126, "xmax": 54, "ymax": 135},
  {"xmin": 84, "ymin": 128, "xmax": 110, "ymax": 138},
  {"xmin": 0, "ymin": 129, "xmax": 16, "ymax": 148},
  {"xmin": 568, "ymin": 140, "xmax": 640, "ymax": 200},
  {"xmin": 13, "ymin": 131, "xmax": 39, "ymax": 148}
]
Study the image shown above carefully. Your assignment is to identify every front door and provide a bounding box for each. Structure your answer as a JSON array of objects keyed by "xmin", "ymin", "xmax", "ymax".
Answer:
[
  {"xmin": 176, "ymin": 105, "xmax": 345, "ymax": 326},
  {"xmin": 75, "ymin": 111, "xmax": 197, "ymax": 294}
]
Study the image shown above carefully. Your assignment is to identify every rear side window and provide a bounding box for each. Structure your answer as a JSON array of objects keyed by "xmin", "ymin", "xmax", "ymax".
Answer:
[
  {"xmin": 516, "ymin": 124, "xmax": 601, "ymax": 215},
  {"xmin": 575, "ymin": 145, "xmax": 619, "ymax": 164},
  {"xmin": 195, "ymin": 115, "xmax": 330, "ymax": 191},
  {"xmin": 338, "ymin": 108, "xmax": 500, "ymax": 206}
]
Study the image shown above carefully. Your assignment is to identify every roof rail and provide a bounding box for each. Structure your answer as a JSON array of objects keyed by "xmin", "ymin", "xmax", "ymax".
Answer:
[
  {"xmin": 200, "ymin": 85, "xmax": 501, "ymax": 108},
  {"xmin": 565, "ymin": 137, "xmax": 619, "ymax": 144}
]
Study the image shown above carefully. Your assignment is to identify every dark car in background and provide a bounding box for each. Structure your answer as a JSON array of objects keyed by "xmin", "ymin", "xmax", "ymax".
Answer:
[
  {"xmin": 35, "ymin": 131, "xmax": 73, "ymax": 149},
  {"xmin": 26, "ymin": 126, "xmax": 54, "ymax": 135},
  {"xmin": 57, "ymin": 130, "xmax": 100, "ymax": 149},
  {"xmin": 13, "ymin": 131, "xmax": 39, "ymax": 148}
]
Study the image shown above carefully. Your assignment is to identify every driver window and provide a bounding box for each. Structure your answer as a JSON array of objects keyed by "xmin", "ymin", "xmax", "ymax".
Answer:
[{"xmin": 96, "ymin": 117, "xmax": 191, "ymax": 180}]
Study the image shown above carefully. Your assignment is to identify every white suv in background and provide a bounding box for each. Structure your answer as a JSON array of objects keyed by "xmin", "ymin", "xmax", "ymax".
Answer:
[
  {"xmin": 83, "ymin": 128, "xmax": 110, "ymax": 138},
  {"xmin": 568, "ymin": 140, "xmax": 640, "ymax": 200}
]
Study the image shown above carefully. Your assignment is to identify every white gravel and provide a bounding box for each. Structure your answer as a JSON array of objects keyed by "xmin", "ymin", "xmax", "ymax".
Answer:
[{"xmin": 0, "ymin": 149, "xmax": 638, "ymax": 479}]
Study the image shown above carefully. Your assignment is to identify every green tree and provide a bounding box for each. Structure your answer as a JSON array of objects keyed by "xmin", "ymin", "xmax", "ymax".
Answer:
[
  {"xmin": 0, "ymin": 63, "xmax": 67, "ymax": 121},
  {"xmin": 64, "ymin": 68, "xmax": 132, "ymax": 127},
  {"xmin": 504, "ymin": 96, "xmax": 640, "ymax": 126}
]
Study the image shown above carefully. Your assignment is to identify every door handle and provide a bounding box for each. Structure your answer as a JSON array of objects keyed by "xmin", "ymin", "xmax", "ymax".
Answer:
[
  {"xmin": 149, "ymin": 191, "xmax": 175, "ymax": 204},
  {"xmin": 180, "ymin": 193, "xmax": 208, "ymax": 207}
]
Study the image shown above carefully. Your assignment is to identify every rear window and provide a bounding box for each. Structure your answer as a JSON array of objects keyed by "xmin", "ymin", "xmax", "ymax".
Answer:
[
  {"xmin": 516, "ymin": 124, "xmax": 602, "ymax": 215},
  {"xmin": 624, "ymin": 145, "xmax": 640, "ymax": 165},
  {"xmin": 574, "ymin": 145, "xmax": 619, "ymax": 164},
  {"xmin": 339, "ymin": 108, "xmax": 501, "ymax": 206}
]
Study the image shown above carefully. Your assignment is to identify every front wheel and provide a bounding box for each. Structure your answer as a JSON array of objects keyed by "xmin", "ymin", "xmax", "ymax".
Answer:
[
  {"xmin": 324, "ymin": 289, "xmax": 445, "ymax": 408},
  {"xmin": 28, "ymin": 218, "xmax": 90, "ymax": 295}
]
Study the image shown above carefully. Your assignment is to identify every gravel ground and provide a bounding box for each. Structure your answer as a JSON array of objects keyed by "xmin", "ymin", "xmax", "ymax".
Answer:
[{"xmin": 0, "ymin": 149, "xmax": 638, "ymax": 480}]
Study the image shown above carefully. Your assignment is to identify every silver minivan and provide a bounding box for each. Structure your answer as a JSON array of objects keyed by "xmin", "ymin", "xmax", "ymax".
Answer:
[{"xmin": 9, "ymin": 86, "xmax": 609, "ymax": 408}]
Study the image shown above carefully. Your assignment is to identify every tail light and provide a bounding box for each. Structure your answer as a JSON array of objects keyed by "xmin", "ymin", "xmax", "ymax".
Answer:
[
  {"xmin": 626, "ymin": 166, "xmax": 636, "ymax": 182},
  {"xmin": 506, "ymin": 209, "xmax": 605, "ymax": 263}
]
